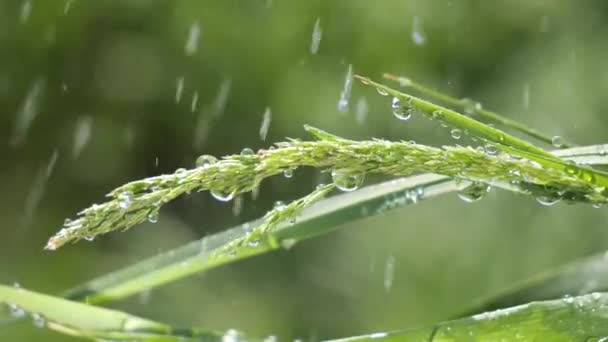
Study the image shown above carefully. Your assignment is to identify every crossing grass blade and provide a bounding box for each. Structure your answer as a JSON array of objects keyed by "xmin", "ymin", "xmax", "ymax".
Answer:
[
  {"xmin": 0, "ymin": 284, "xmax": 222, "ymax": 341},
  {"xmin": 328, "ymin": 292, "xmax": 608, "ymax": 342}
]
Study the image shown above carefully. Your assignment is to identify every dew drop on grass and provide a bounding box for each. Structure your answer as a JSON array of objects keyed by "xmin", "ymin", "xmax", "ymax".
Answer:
[
  {"xmin": 536, "ymin": 195, "xmax": 561, "ymax": 206},
  {"xmin": 457, "ymin": 182, "xmax": 491, "ymax": 203},
  {"xmin": 118, "ymin": 192, "xmax": 133, "ymax": 209},
  {"xmin": 211, "ymin": 189, "xmax": 234, "ymax": 202},
  {"xmin": 376, "ymin": 87, "xmax": 389, "ymax": 96},
  {"xmin": 411, "ymin": 16, "xmax": 426, "ymax": 45},
  {"xmin": 332, "ymin": 170, "xmax": 364, "ymax": 192},
  {"xmin": 552, "ymin": 135, "xmax": 565, "ymax": 148},
  {"xmin": 241, "ymin": 148, "xmax": 255, "ymax": 156},
  {"xmin": 259, "ymin": 107, "xmax": 272, "ymax": 141},
  {"xmin": 72, "ymin": 116, "xmax": 93, "ymax": 158},
  {"xmin": 222, "ymin": 329, "xmax": 244, "ymax": 342},
  {"xmin": 175, "ymin": 168, "xmax": 187, "ymax": 178},
  {"xmin": 562, "ymin": 294, "xmax": 574, "ymax": 304},
  {"xmin": 450, "ymin": 128, "xmax": 462, "ymax": 140},
  {"xmin": 337, "ymin": 64, "xmax": 353, "ymax": 113},
  {"xmin": 8, "ymin": 303, "xmax": 26, "ymax": 318},
  {"xmin": 147, "ymin": 211, "xmax": 159, "ymax": 223},
  {"xmin": 283, "ymin": 168, "xmax": 293, "ymax": 178},
  {"xmin": 462, "ymin": 98, "xmax": 482, "ymax": 115},
  {"xmin": 195, "ymin": 154, "xmax": 217, "ymax": 168},
  {"xmin": 84, "ymin": 235, "xmax": 95, "ymax": 241},
  {"xmin": 273, "ymin": 201, "xmax": 286, "ymax": 211},
  {"xmin": 280, "ymin": 238, "xmax": 297, "ymax": 250},
  {"xmin": 310, "ymin": 17, "xmax": 322, "ymax": 55},
  {"xmin": 31, "ymin": 313, "xmax": 46, "ymax": 328},
  {"xmin": 185, "ymin": 21, "xmax": 201, "ymax": 56},
  {"xmin": 391, "ymin": 97, "xmax": 412, "ymax": 121},
  {"xmin": 484, "ymin": 144, "xmax": 499, "ymax": 156},
  {"xmin": 383, "ymin": 254, "xmax": 395, "ymax": 291},
  {"xmin": 175, "ymin": 76, "xmax": 185, "ymax": 103}
]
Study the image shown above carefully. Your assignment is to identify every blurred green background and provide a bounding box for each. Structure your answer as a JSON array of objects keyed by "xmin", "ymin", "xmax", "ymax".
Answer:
[{"xmin": 2, "ymin": 0, "xmax": 608, "ymax": 340}]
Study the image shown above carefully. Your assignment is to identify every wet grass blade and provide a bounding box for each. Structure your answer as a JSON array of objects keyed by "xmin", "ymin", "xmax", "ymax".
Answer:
[
  {"xmin": 356, "ymin": 76, "xmax": 608, "ymax": 189},
  {"xmin": 328, "ymin": 292, "xmax": 608, "ymax": 342},
  {"xmin": 462, "ymin": 251, "xmax": 608, "ymax": 315},
  {"xmin": 63, "ymin": 174, "xmax": 458, "ymax": 304},
  {"xmin": 0, "ymin": 284, "xmax": 222, "ymax": 341},
  {"xmin": 382, "ymin": 73, "xmax": 573, "ymax": 148}
]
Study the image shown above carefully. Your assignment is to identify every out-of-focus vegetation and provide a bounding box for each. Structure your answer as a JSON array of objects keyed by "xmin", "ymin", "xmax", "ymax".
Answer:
[{"xmin": 2, "ymin": 1, "xmax": 608, "ymax": 341}]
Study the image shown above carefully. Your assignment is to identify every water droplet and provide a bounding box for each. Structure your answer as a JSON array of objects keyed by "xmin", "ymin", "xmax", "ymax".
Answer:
[
  {"xmin": 337, "ymin": 64, "xmax": 353, "ymax": 113},
  {"xmin": 522, "ymin": 83, "xmax": 530, "ymax": 110},
  {"xmin": 450, "ymin": 128, "xmax": 462, "ymax": 140},
  {"xmin": 248, "ymin": 240, "xmax": 260, "ymax": 248},
  {"xmin": 274, "ymin": 201, "xmax": 286, "ymax": 211},
  {"xmin": 536, "ymin": 195, "xmax": 561, "ymax": 206},
  {"xmin": 384, "ymin": 254, "xmax": 395, "ymax": 291},
  {"xmin": 175, "ymin": 76, "xmax": 184, "ymax": 103},
  {"xmin": 376, "ymin": 87, "xmax": 389, "ymax": 96},
  {"xmin": 552, "ymin": 136, "xmax": 565, "ymax": 148},
  {"xmin": 195, "ymin": 155, "xmax": 218, "ymax": 168},
  {"xmin": 222, "ymin": 329, "xmax": 244, "ymax": 342},
  {"xmin": 211, "ymin": 189, "xmax": 234, "ymax": 202},
  {"xmin": 462, "ymin": 98, "xmax": 482, "ymax": 115},
  {"xmin": 283, "ymin": 169, "xmax": 293, "ymax": 178},
  {"xmin": 432, "ymin": 110, "xmax": 444, "ymax": 121},
  {"xmin": 175, "ymin": 168, "xmax": 188, "ymax": 178},
  {"xmin": 332, "ymin": 170, "xmax": 364, "ymax": 192},
  {"xmin": 310, "ymin": 17, "xmax": 322, "ymax": 55},
  {"xmin": 411, "ymin": 16, "xmax": 426, "ymax": 45},
  {"xmin": 191, "ymin": 91, "xmax": 199, "ymax": 112},
  {"xmin": 280, "ymin": 238, "xmax": 297, "ymax": 250},
  {"xmin": 240, "ymin": 148, "xmax": 255, "ymax": 156},
  {"xmin": 31, "ymin": 313, "xmax": 46, "ymax": 328},
  {"xmin": 10, "ymin": 79, "xmax": 44, "ymax": 146},
  {"xmin": 20, "ymin": 0, "xmax": 32, "ymax": 23},
  {"xmin": 457, "ymin": 182, "xmax": 491, "ymax": 203},
  {"xmin": 8, "ymin": 304, "xmax": 25, "ymax": 318},
  {"xmin": 185, "ymin": 21, "xmax": 201, "ymax": 56},
  {"xmin": 232, "ymin": 195, "xmax": 243, "ymax": 216},
  {"xmin": 391, "ymin": 97, "xmax": 412, "ymax": 121},
  {"xmin": 562, "ymin": 294, "xmax": 574, "ymax": 304},
  {"xmin": 147, "ymin": 211, "xmax": 159, "ymax": 223},
  {"xmin": 72, "ymin": 116, "xmax": 93, "ymax": 158},
  {"xmin": 259, "ymin": 107, "xmax": 272, "ymax": 141},
  {"xmin": 84, "ymin": 235, "xmax": 95, "ymax": 241},
  {"xmin": 118, "ymin": 192, "xmax": 132, "ymax": 209},
  {"xmin": 316, "ymin": 183, "xmax": 326, "ymax": 191},
  {"xmin": 356, "ymin": 96, "xmax": 368, "ymax": 125},
  {"xmin": 565, "ymin": 163, "xmax": 578, "ymax": 176},
  {"xmin": 484, "ymin": 144, "xmax": 499, "ymax": 156}
]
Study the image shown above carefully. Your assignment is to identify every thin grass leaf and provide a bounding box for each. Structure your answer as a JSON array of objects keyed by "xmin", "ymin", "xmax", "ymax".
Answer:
[
  {"xmin": 0, "ymin": 284, "xmax": 222, "ymax": 341},
  {"xmin": 382, "ymin": 72, "xmax": 573, "ymax": 148},
  {"xmin": 62, "ymin": 174, "xmax": 458, "ymax": 304},
  {"xmin": 553, "ymin": 144, "xmax": 608, "ymax": 166},
  {"xmin": 463, "ymin": 251, "xmax": 608, "ymax": 316},
  {"xmin": 328, "ymin": 292, "xmax": 608, "ymax": 342},
  {"xmin": 356, "ymin": 76, "xmax": 608, "ymax": 189}
]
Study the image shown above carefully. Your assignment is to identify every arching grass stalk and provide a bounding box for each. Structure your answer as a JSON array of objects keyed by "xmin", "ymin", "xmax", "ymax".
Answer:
[
  {"xmin": 356, "ymin": 76, "xmax": 608, "ymax": 189},
  {"xmin": 382, "ymin": 72, "xmax": 573, "ymax": 148},
  {"xmin": 48, "ymin": 125, "xmax": 605, "ymax": 250}
]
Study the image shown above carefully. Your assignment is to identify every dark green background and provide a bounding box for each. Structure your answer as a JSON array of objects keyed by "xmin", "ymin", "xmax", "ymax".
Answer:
[{"xmin": 2, "ymin": 1, "xmax": 608, "ymax": 341}]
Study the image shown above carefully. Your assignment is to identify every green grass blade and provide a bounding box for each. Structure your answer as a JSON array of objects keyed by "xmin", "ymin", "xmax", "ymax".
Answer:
[
  {"xmin": 0, "ymin": 284, "xmax": 222, "ymax": 341},
  {"xmin": 356, "ymin": 76, "xmax": 608, "ymax": 189},
  {"xmin": 382, "ymin": 73, "xmax": 573, "ymax": 148},
  {"xmin": 553, "ymin": 144, "xmax": 608, "ymax": 165},
  {"xmin": 328, "ymin": 292, "xmax": 608, "ymax": 342},
  {"xmin": 62, "ymin": 174, "xmax": 457, "ymax": 305},
  {"xmin": 463, "ymin": 251, "xmax": 608, "ymax": 315}
]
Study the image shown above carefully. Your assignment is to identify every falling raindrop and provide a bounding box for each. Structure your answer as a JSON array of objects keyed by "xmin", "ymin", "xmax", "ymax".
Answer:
[
  {"xmin": 195, "ymin": 154, "xmax": 217, "ymax": 168},
  {"xmin": 118, "ymin": 192, "xmax": 133, "ymax": 209},
  {"xmin": 191, "ymin": 91, "xmax": 199, "ymax": 112},
  {"xmin": 64, "ymin": 0, "xmax": 74, "ymax": 15},
  {"xmin": 522, "ymin": 83, "xmax": 530, "ymax": 110},
  {"xmin": 310, "ymin": 17, "xmax": 322, "ymax": 55},
  {"xmin": 232, "ymin": 196, "xmax": 243, "ymax": 216},
  {"xmin": 450, "ymin": 128, "xmax": 462, "ymax": 140},
  {"xmin": 332, "ymin": 170, "xmax": 364, "ymax": 192},
  {"xmin": 457, "ymin": 182, "xmax": 491, "ymax": 203},
  {"xmin": 211, "ymin": 189, "xmax": 234, "ymax": 202},
  {"xmin": 384, "ymin": 254, "xmax": 395, "ymax": 291},
  {"xmin": 411, "ymin": 16, "xmax": 426, "ymax": 45},
  {"xmin": 337, "ymin": 64, "xmax": 353, "ymax": 113},
  {"xmin": 356, "ymin": 96, "xmax": 368, "ymax": 125},
  {"xmin": 20, "ymin": 0, "xmax": 32, "ymax": 23},
  {"xmin": 10, "ymin": 78, "xmax": 45, "ymax": 146},
  {"xmin": 22, "ymin": 150, "xmax": 59, "ymax": 229},
  {"xmin": 259, "ymin": 107, "xmax": 272, "ymax": 141},
  {"xmin": 73, "ymin": 116, "xmax": 93, "ymax": 158},
  {"xmin": 175, "ymin": 76, "xmax": 185, "ymax": 103},
  {"xmin": 213, "ymin": 77, "xmax": 232, "ymax": 117},
  {"xmin": 185, "ymin": 21, "xmax": 201, "ymax": 56}
]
